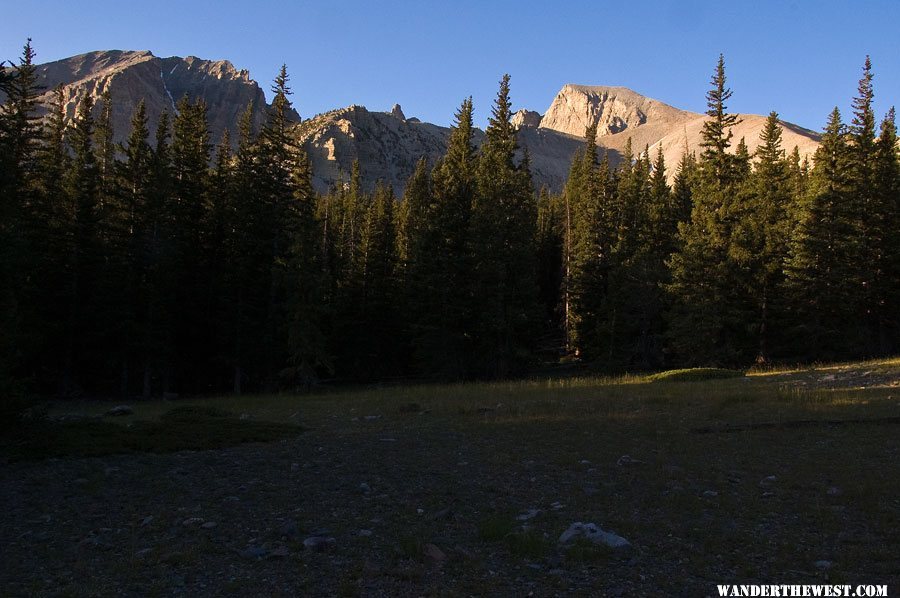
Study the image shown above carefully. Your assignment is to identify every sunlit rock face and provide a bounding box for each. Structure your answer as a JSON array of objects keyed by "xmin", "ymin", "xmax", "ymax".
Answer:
[{"xmin": 29, "ymin": 50, "xmax": 272, "ymax": 148}]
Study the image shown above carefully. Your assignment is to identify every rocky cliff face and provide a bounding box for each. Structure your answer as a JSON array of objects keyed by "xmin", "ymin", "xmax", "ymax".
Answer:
[
  {"xmin": 293, "ymin": 105, "xmax": 583, "ymax": 193},
  {"xmin": 540, "ymin": 84, "xmax": 697, "ymax": 141},
  {"xmin": 31, "ymin": 50, "xmax": 271, "ymax": 148},
  {"xmin": 294, "ymin": 105, "xmax": 455, "ymax": 192},
  {"xmin": 512, "ymin": 109, "xmax": 542, "ymax": 130}
]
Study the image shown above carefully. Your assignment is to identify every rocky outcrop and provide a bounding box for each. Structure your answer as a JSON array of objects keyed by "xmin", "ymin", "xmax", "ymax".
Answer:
[
  {"xmin": 512, "ymin": 109, "xmax": 541, "ymax": 129},
  {"xmin": 30, "ymin": 50, "xmax": 273, "ymax": 148},
  {"xmin": 292, "ymin": 105, "xmax": 583, "ymax": 193},
  {"xmin": 294, "ymin": 105, "xmax": 454, "ymax": 192},
  {"xmin": 390, "ymin": 103, "xmax": 406, "ymax": 120}
]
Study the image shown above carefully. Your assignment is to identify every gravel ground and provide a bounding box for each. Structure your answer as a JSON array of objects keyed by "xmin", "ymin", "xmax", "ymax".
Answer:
[{"xmin": 2, "ymin": 369, "xmax": 900, "ymax": 596}]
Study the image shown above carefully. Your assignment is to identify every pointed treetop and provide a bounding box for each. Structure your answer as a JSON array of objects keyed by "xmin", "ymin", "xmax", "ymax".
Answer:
[
  {"xmin": 699, "ymin": 53, "xmax": 741, "ymax": 167},
  {"xmin": 485, "ymin": 74, "xmax": 516, "ymax": 148},
  {"xmin": 851, "ymin": 56, "xmax": 876, "ymax": 146},
  {"xmin": 756, "ymin": 111, "xmax": 785, "ymax": 165}
]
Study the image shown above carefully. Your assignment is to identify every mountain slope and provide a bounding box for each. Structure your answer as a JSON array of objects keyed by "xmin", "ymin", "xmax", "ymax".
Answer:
[
  {"xmin": 30, "ymin": 50, "xmax": 271, "ymax": 148},
  {"xmin": 535, "ymin": 84, "xmax": 820, "ymax": 176}
]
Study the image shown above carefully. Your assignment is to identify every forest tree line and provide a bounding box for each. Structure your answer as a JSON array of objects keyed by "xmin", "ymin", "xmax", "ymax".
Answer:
[{"xmin": 1, "ymin": 42, "xmax": 898, "ymax": 397}]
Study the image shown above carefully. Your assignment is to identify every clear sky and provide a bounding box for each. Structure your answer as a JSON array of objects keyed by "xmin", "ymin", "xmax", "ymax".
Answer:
[{"xmin": 3, "ymin": 0, "xmax": 899, "ymax": 131}]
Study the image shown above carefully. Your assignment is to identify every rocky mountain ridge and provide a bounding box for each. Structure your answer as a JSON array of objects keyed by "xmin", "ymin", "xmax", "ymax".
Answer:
[
  {"xmin": 17, "ymin": 50, "xmax": 821, "ymax": 192},
  {"xmin": 28, "ymin": 50, "xmax": 272, "ymax": 150}
]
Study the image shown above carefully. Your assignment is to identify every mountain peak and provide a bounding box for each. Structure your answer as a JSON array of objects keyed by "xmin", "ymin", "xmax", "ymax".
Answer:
[
  {"xmin": 30, "ymin": 50, "xmax": 269, "ymax": 149},
  {"xmin": 540, "ymin": 83, "xmax": 697, "ymax": 139}
]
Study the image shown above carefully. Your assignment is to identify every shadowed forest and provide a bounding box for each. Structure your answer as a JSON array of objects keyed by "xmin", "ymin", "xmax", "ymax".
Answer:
[{"xmin": 2, "ymin": 41, "xmax": 898, "ymax": 399}]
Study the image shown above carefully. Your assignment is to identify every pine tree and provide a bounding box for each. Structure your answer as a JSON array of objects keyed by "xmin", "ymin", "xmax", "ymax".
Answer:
[
  {"xmin": 535, "ymin": 185, "xmax": 564, "ymax": 354},
  {"xmin": 286, "ymin": 136, "xmax": 328, "ymax": 387},
  {"xmin": 784, "ymin": 108, "xmax": 858, "ymax": 358},
  {"xmin": 95, "ymin": 90, "xmax": 117, "ymax": 199},
  {"xmin": 224, "ymin": 104, "xmax": 259, "ymax": 393},
  {"xmin": 564, "ymin": 124, "xmax": 615, "ymax": 360},
  {"xmin": 170, "ymin": 96, "xmax": 211, "ymax": 390},
  {"xmin": 671, "ymin": 149, "xmax": 697, "ymax": 226},
  {"xmin": 0, "ymin": 40, "xmax": 41, "ymax": 395},
  {"xmin": 400, "ymin": 157, "xmax": 437, "ymax": 373},
  {"xmin": 23, "ymin": 85, "xmax": 70, "ymax": 382},
  {"xmin": 142, "ymin": 110, "xmax": 176, "ymax": 394},
  {"xmin": 115, "ymin": 100, "xmax": 153, "ymax": 395},
  {"xmin": 470, "ymin": 75, "xmax": 539, "ymax": 377},
  {"xmin": 597, "ymin": 143, "xmax": 669, "ymax": 369},
  {"xmin": 60, "ymin": 94, "xmax": 103, "ymax": 393},
  {"xmin": 668, "ymin": 55, "xmax": 752, "ymax": 365},
  {"xmin": 406, "ymin": 97, "xmax": 476, "ymax": 378},
  {"xmin": 350, "ymin": 182, "xmax": 400, "ymax": 378},
  {"xmin": 848, "ymin": 57, "xmax": 883, "ymax": 353},
  {"xmin": 699, "ymin": 54, "xmax": 742, "ymax": 182},
  {"xmin": 871, "ymin": 108, "xmax": 900, "ymax": 352},
  {"xmin": 730, "ymin": 112, "xmax": 792, "ymax": 361}
]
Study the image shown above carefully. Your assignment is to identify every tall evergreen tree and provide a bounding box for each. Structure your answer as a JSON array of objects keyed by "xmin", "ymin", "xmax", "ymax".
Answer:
[
  {"xmin": 871, "ymin": 108, "xmax": 900, "ymax": 352},
  {"xmin": 169, "ymin": 96, "xmax": 211, "ymax": 390},
  {"xmin": 535, "ymin": 185, "xmax": 564, "ymax": 353},
  {"xmin": 142, "ymin": 110, "xmax": 176, "ymax": 394},
  {"xmin": 564, "ymin": 124, "xmax": 609, "ymax": 359},
  {"xmin": 0, "ymin": 40, "xmax": 41, "ymax": 397},
  {"xmin": 848, "ymin": 57, "xmax": 884, "ymax": 353},
  {"xmin": 112, "ymin": 100, "xmax": 154, "ymax": 395},
  {"xmin": 60, "ymin": 94, "xmax": 103, "ymax": 393},
  {"xmin": 470, "ymin": 75, "xmax": 539, "ymax": 377},
  {"xmin": 286, "ymin": 132, "xmax": 328, "ymax": 387},
  {"xmin": 784, "ymin": 108, "xmax": 858, "ymax": 358},
  {"xmin": 668, "ymin": 55, "xmax": 752, "ymax": 365},
  {"xmin": 406, "ymin": 97, "xmax": 476, "ymax": 378}
]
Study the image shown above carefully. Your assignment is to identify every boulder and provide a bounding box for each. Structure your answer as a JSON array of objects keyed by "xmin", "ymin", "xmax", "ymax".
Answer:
[{"xmin": 558, "ymin": 522, "xmax": 631, "ymax": 550}]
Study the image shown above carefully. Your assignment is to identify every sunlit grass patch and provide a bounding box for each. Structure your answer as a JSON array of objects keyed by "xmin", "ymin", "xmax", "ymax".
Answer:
[{"xmin": 646, "ymin": 368, "xmax": 746, "ymax": 382}]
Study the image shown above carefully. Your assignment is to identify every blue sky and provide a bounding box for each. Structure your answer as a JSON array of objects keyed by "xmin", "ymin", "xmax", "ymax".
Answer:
[{"xmin": 3, "ymin": 0, "xmax": 899, "ymax": 131}]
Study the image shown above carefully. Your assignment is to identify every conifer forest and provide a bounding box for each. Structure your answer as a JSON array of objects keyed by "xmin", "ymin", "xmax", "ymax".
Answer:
[{"xmin": 2, "ymin": 42, "xmax": 899, "ymax": 398}]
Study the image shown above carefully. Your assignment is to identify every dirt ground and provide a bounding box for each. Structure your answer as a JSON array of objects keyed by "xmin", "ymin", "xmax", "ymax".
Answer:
[{"xmin": 2, "ymin": 362, "xmax": 899, "ymax": 596}]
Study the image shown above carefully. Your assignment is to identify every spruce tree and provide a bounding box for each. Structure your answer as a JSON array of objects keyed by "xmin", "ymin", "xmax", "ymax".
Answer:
[
  {"xmin": 848, "ymin": 57, "xmax": 883, "ymax": 353},
  {"xmin": 535, "ymin": 185, "xmax": 564, "ymax": 352},
  {"xmin": 115, "ymin": 101, "xmax": 153, "ymax": 395},
  {"xmin": 470, "ymin": 75, "xmax": 539, "ymax": 377},
  {"xmin": 564, "ymin": 124, "xmax": 608, "ymax": 359},
  {"xmin": 730, "ymin": 112, "xmax": 792, "ymax": 361},
  {"xmin": 784, "ymin": 108, "xmax": 858, "ymax": 358},
  {"xmin": 142, "ymin": 110, "xmax": 176, "ymax": 394},
  {"xmin": 225, "ymin": 104, "xmax": 259, "ymax": 393},
  {"xmin": 286, "ymin": 132, "xmax": 328, "ymax": 387},
  {"xmin": 170, "ymin": 96, "xmax": 211, "ymax": 390},
  {"xmin": 350, "ymin": 182, "xmax": 400, "ymax": 378},
  {"xmin": 0, "ymin": 40, "xmax": 41, "ymax": 395},
  {"xmin": 60, "ymin": 94, "xmax": 103, "ymax": 393},
  {"xmin": 408, "ymin": 97, "xmax": 476, "ymax": 378},
  {"xmin": 871, "ymin": 108, "xmax": 900, "ymax": 352},
  {"xmin": 668, "ymin": 55, "xmax": 752, "ymax": 365}
]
